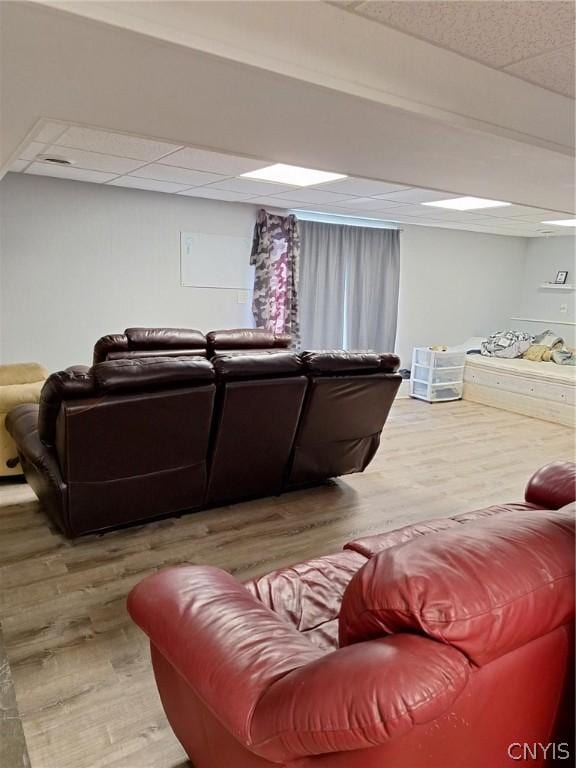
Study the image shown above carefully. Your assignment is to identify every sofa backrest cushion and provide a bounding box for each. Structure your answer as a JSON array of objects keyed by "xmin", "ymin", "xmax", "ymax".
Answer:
[
  {"xmin": 124, "ymin": 327, "xmax": 206, "ymax": 351},
  {"xmin": 287, "ymin": 372, "xmax": 401, "ymax": 486},
  {"xmin": 206, "ymin": 364, "xmax": 307, "ymax": 505},
  {"xmin": 301, "ymin": 351, "xmax": 400, "ymax": 375},
  {"xmin": 57, "ymin": 384, "xmax": 215, "ymax": 534},
  {"xmin": 93, "ymin": 333, "xmax": 130, "ymax": 364},
  {"xmin": 212, "ymin": 351, "xmax": 303, "ymax": 380},
  {"xmin": 301, "ymin": 351, "xmax": 382, "ymax": 375},
  {"xmin": 39, "ymin": 358, "xmax": 214, "ymax": 446},
  {"xmin": 207, "ymin": 328, "xmax": 291, "ymax": 353},
  {"xmin": 343, "ymin": 502, "xmax": 544, "ymax": 558},
  {"xmin": 339, "ymin": 510, "xmax": 575, "ymax": 665},
  {"xmin": 93, "ymin": 357, "xmax": 214, "ymax": 393},
  {"xmin": 525, "ymin": 461, "xmax": 576, "ymax": 510},
  {"xmin": 39, "ymin": 367, "xmax": 96, "ymax": 446}
]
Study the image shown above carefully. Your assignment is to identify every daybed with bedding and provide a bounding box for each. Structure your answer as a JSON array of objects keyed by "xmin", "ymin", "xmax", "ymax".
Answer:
[{"xmin": 463, "ymin": 354, "xmax": 575, "ymax": 427}]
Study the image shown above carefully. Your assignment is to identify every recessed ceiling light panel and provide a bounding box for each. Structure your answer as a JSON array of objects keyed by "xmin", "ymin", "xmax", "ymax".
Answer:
[
  {"xmin": 240, "ymin": 163, "xmax": 347, "ymax": 187},
  {"xmin": 541, "ymin": 219, "xmax": 576, "ymax": 227},
  {"xmin": 422, "ymin": 196, "xmax": 511, "ymax": 211}
]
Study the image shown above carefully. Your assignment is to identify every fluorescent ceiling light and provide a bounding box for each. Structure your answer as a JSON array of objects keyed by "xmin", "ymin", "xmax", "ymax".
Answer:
[
  {"xmin": 291, "ymin": 209, "xmax": 399, "ymax": 229},
  {"xmin": 240, "ymin": 163, "xmax": 347, "ymax": 187},
  {"xmin": 541, "ymin": 219, "xmax": 576, "ymax": 227},
  {"xmin": 422, "ymin": 196, "xmax": 511, "ymax": 211}
]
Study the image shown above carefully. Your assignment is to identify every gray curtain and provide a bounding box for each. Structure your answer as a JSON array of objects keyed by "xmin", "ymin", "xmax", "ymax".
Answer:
[
  {"xmin": 299, "ymin": 220, "xmax": 400, "ymax": 352},
  {"xmin": 298, "ymin": 221, "xmax": 347, "ymax": 349}
]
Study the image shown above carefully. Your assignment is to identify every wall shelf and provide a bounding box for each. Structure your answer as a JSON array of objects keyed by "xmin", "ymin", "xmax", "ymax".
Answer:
[
  {"xmin": 510, "ymin": 316, "xmax": 576, "ymax": 327},
  {"xmin": 539, "ymin": 283, "xmax": 574, "ymax": 291}
]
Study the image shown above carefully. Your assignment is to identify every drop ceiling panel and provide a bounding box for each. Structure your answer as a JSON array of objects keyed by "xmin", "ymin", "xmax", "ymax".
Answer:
[
  {"xmin": 19, "ymin": 142, "xmax": 46, "ymax": 161},
  {"xmin": 160, "ymin": 147, "xmax": 269, "ymax": 176},
  {"xmin": 341, "ymin": 1, "xmax": 575, "ymax": 98},
  {"xmin": 504, "ymin": 46, "xmax": 575, "ymax": 100},
  {"xmin": 316, "ymin": 178, "xmax": 408, "ymax": 196},
  {"xmin": 26, "ymin": 162, "xmax": 117, "ymax": 183},
  {"xmin": 510, "ymin": 211, "xmax": 575, "ymax": 223},
  {"xmin": 107, "ymin": 176, "xmax": 192, "ymax": 193},
  {"xmin": 476, "ymin": 204, "xmax": 535, "ymax": 219},
  {"xmin": 376, "ymin": 188, "xmax": 462, "ymax": 204},
  {"xmin": 44, "ymin": 145, "xmax": 144, "ymax": 174},
  {"xmin": 34, "ymin": 121, "xmax": 67, "ymax": 144},
  {"xmin": 350, "ymin": 1, "xmax": 575, "ymax": 69},
  {"xmin": 335, "ymin": 197, "xmax": 407, "ymax": 211},
  {"xmin": 177, "ymin": 187, "xmax": 256, "ymax": 201},
  {"xmin": 270, "ymin": 188, "xmax": 357, "ymax": 204},
  {"xmin": 10, "ymin": 159, "xmax": 29, "ymax": 173},
  {"xmin": 207, "ymin": 178, "xmax": 297, "ymax": 196},
  {"xmin": 9, "ymin": 121, "xmax": 572, "ymax": 238},
  {"xmin": 128, "ymin": 164, "xmax": 224, "ymax": 186},
  {"xmin": 55, "ymin": 126, "xmax": 181, "ymax": 161}
]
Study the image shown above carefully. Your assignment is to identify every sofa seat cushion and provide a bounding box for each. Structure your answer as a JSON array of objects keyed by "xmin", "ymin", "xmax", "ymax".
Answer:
[
  {"xmin": 344, "ymin": 502, "xmax": 544, "ymax": 558},
  {"xmin": 244, "ymin": 550, "xmax": 367, "ymax": 651},
  {"xmin": 340, "ymin": 510, "xmax": 575, "ymax": 665}
]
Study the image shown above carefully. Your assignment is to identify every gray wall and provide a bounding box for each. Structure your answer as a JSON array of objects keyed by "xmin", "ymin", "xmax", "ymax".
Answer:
[
  {"xmin": 395, "ymin": 224, "xmax": 527, "ymax": 366},
  {"xmin": 513, "ymin": 236, "xmax": 576, "ymax": 346},
  {"xmin": 2, "ymin": 172, "xmax": 569, "ymax": 372},
  {"xmin": 0, "ymin": 173, "xmax": 256, "ymax": 369}
]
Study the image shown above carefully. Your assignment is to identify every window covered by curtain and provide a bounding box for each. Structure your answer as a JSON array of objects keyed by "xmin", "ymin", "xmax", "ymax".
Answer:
[
  {"xmin": 299, "ymin": 221, "xmax": 400, "ymax": 352},
  {"xmin": 250, "ymin": 209, "xmax": 300, "ymax": 345}
]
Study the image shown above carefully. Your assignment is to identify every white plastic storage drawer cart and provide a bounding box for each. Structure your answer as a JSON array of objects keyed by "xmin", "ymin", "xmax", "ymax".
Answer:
[{"xmin": 410, "ymin": 347, "xmax": 466, "ymax": 402}]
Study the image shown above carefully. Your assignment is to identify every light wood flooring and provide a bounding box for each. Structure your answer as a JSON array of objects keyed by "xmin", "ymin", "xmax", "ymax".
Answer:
[{"xmin": 0, "ymin": 398, "xmax": 574, "ymax": 768}]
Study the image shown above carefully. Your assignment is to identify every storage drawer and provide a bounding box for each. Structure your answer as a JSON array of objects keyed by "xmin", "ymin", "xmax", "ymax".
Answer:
[
  {"xmin": 413, "ymin": 364, "xmax": 464, "ymax": 385},
  {"xmin": 410, "ymin": 380, "xmax": 463, "ymax": 402},
  {"xmin": 413, "ymin": 349, "xmax": 465, "ymax": 368}
]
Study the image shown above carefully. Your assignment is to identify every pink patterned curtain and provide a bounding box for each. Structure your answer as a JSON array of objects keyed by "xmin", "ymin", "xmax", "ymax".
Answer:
[{"xmin": 250, "ymin": 209, "xmax": 300, "ymax": 345}]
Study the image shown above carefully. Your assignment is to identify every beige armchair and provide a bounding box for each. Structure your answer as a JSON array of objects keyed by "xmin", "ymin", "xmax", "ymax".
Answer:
[{"xmin": 0, "ymin": 363, "xmax": 47, "ymax": 476}]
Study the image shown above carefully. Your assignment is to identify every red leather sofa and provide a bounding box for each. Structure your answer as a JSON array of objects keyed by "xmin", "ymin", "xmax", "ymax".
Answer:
[
  {"xmin": 128, "ymin": 461, "xmax": 575, "ymax": 768},
  {"xmin": 7, "ymin": 350, "xmax": 400, "ymax": 536}
]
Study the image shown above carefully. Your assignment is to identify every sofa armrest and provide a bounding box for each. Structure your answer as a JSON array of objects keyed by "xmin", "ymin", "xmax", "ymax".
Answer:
[
  {"xmin": 250, "ymin": 634, "xmax": 469, "ymax": 762},
  {"xmin": 5, "ymin": 404, "xmax": 66, "ymax": 497},
  {"xmin": 128, "ymin": 567, "xmax": 470, "ymax": 764},
  {"xmin": 127, "ymin": 566, "xmax": 324, "ymax": 746},
  {"xmin": 525, "ymin": 461, "xmax": 576, "ymax": 509}
]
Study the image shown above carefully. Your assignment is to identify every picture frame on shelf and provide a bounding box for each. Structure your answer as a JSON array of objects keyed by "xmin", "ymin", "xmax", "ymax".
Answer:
[{"xmin": 555, "ymin": 271, "xmax": 568, "ymax": 284}]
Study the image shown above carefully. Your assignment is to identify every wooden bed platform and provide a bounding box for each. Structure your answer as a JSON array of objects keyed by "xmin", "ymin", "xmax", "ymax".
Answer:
[{"xmin": 463, "ymin": 355, "xmax": 575, "ymax": 427}]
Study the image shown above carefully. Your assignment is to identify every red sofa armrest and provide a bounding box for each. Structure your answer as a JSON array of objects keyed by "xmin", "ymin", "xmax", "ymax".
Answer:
[
  {"xmin": 525, "ymin": 461, "xmax": 576, "ymax": 509},
  {"xmin": 250, "ymin": 634, "xmax": 469, "ymax": 762},
  {"xmin": 127, "ymin": 566, "xmax": 324, "ymax": 745},
  {"xmin": 128, "ymin": 567, "xmax": 470, "ymax": 764}
]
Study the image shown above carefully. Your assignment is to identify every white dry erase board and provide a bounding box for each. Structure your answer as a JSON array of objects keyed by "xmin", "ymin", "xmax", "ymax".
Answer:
[{"xmin": 180, "ymin": 232, "xmax": 254, "ymax": 290}]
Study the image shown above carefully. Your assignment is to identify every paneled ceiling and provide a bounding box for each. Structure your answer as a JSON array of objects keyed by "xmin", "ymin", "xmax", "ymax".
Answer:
[
  {"xmin": 334, "ymin": 0, "xmax": 575, "ymax": 98},
  {"xmin": 9, "ymin": 120, "xmax": 572, "ymax": 238}
]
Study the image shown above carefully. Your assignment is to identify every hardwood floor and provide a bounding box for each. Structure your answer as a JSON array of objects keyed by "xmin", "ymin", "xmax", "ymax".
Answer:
[{"xmin": 0, "ymin": 398, "xmax": 574, "ymax": 768}]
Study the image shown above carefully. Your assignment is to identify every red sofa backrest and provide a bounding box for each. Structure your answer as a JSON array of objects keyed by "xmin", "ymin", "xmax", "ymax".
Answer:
[{"xmin": 339, "ymin": 509, "xmax": 575, "ymax": 665}]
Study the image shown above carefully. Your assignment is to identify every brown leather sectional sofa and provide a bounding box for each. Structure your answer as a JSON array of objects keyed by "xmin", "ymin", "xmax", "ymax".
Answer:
[{"xmin": 7, "ymin": 329, "xmax": 400, "ymax": 537}]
